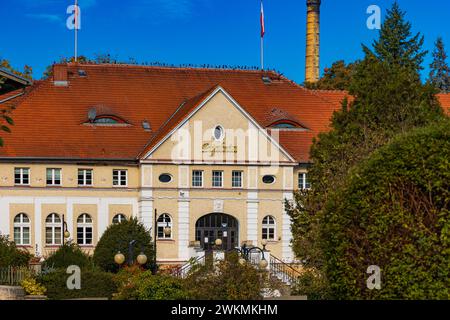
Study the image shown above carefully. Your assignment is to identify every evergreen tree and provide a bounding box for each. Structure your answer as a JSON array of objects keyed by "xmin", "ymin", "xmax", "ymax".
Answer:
[
  {"xmin": 286, "ymin": 2, "xmax": 445, "ymax": 299},
  {"xmin": 364, "ymin": 1, "xmax": 427, "ymax": 70},
  {"xmin": 429, "ymin": 37, "xmax": 450, "ymax": 93}
]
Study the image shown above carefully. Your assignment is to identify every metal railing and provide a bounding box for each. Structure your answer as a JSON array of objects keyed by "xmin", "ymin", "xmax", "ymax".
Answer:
[
  {"xmin": 269, "ymin": 255, "xmax": 302, "ymax": 286},
  {"xmin": 171, "ymin": 254, "xmax": 206, "ymax": 279},
  {"xmin": 0, "ymin": 266, "xmax": 32, "ymax": 286}
]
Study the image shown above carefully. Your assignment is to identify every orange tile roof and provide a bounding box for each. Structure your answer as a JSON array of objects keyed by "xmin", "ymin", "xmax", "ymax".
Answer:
[
  {"xmin": 437, "ymin": 93, "xmax": 450, "ymax": 115},
  {"xmin": 0, "ymin": 63, "xmax": 349, "ymax": 162}
]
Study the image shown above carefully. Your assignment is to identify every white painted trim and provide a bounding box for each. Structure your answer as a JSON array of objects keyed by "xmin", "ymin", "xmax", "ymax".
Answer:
[
  {"xmin": 142, "ymin": 87, "xmax": 296, "ymax": 162},
  {"xmin": 246, "ymin": 191, "xmax": 258, "ymax": 246},
  {"xmin": 282, "ymin": 192, "xmax": 294, "ymax": 262}
]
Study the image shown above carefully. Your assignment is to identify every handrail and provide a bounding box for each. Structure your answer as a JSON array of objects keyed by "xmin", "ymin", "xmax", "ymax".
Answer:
[
  {"xmin": 171, "ymin": 254, "xmax": 205, "ymax": 278},
  {"xmin": 269, "ymin": 255, "xmax": 303, "ymax": 285}
]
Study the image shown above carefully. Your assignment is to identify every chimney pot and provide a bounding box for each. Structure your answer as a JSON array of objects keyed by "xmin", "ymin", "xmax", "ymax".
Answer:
[{"xmin": 53, "ymin": 64, "xmax": 68, "ymax": 86}]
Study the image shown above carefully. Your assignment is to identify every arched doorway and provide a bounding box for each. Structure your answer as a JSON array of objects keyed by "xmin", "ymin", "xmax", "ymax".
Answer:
[{"xmin": 195, "ymin": 213, "xmax": 239, "ymax": 251}]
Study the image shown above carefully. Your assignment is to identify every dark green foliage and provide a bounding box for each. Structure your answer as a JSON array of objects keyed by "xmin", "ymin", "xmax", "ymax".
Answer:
[
  {"xmin": 43, "ymin": 242, "xmax": 92, "ymax": 270},
  {"xmin": 93, "ymin": 217, "xmax": 153, "ymax": 273},
  {"xmin": 429, "ymin": 37, "xmax": 450, "ymax": 93},
  {"xmin": 184, "ymin": 253, "xmax": 263, "ymax": 300},
  {"xmin": 0, "ymin": 235, "xmax": 31, "ymax": 267},
  {"xmin": 38, "ymin": 268, "xmax": 117, "ymax": 300},
  {"xmin": 304, "ymin": 60, "xmax": 358, "ymax": 90},
  {"xmin": 113, "ymin": 268, "xmax": 189, "ymax": 300},
  {"xmin": 286, "ymin": 2, "xmax": 447, "ymax": 299},
  {"xmin": 366, "ymin": 1, "xmax": 426, "ymax": 70},
  {"xmin": 323, "ymin": 121, "xmax": 450, "ymax": 299}
]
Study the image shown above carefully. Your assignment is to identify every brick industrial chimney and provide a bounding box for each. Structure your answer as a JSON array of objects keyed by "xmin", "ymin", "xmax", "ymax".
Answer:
[{"xmin": 305, "ymin": 0, "xmax": 321, "ymax": 83}]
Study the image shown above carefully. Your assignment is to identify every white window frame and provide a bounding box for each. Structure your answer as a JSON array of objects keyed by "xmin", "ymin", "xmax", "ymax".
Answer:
[
  {"xmin": 78, "ymin": 169, "xmax": 93, "ymax": 186},
  {"xmin": 45, "ymin": 213, "xmax": 62, "ymax": 246},
  {"xmin": 112, "ymin": 214, "xmax": 127, "ymax": 224},
  {"xmin": 232, "ymin": 171, "xmax": 243, "ymax": 188},
  {"xmin": 212, "ymin": 170, "xmax": 223, "ymax": 188},
  {"xmin": 77, "ymin": 214, "xmax": 93, "ymax": 246},
  {"xmin": 113, "ymin": 169, "xmax": 128, "ymax": 187},
  {"xmin": 14, "ymin": 167, "xmax": 30, "ymax": 185},
  {"xmin": 262, "ymin": 215, "xmax": 276, "ymax": 241},
  {"xmin": 13, "ymin": 213, "xmax": 30, "ymax": 246},
  {"xmin": 46, "ymin": 168, "xmax": 62, "ymax": 186},
  {"xmin": 298, "ymin": 172, "xmax": 311, "ymax": 190},
  {"xmin": 192, "ymin": 170, "xmax": 204, "ymax": 188},
  {"xmin": 157, "ymin": 214, "xmax": 172, "ymax": 239}
]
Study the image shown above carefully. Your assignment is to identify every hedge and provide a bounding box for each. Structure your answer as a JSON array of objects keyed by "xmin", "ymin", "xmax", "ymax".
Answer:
[
  {"xmin": 322, "ymin": 120, "xmax": 450, "ymax": 299},
  {"xmin": 38, "ymin": 268, "xmax": 117, "ymax": 300}
]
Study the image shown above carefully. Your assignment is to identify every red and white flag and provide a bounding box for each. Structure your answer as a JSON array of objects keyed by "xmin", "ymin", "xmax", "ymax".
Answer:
[{"xmin": 260, "ymin": 1, "xmax": 265, "ymax": 38}]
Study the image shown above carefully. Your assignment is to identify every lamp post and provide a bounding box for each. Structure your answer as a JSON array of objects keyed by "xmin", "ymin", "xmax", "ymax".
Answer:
[
  {"xmin": 61, "ymin": 214, "xmax": 70, "ymax": 245},
  {"xmin": 114, "ymin": 240, "xmax": 148, "ymax": 268},
  {"xmin": 237, "ymin": 242, "xmax": 268, "ymax": 269}
]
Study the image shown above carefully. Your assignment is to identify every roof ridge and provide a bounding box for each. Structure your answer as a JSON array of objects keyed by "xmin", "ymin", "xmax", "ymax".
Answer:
[{"xmin": 65, "ymin": 62, "xmax": 282, "ymax": 75}]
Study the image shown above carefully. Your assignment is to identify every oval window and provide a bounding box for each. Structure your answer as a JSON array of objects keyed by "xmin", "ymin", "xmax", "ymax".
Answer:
[
  {"xmin": 213, "ymin": 125, "xmax": 224, "ymax": 140},
  {"xmin": 262, "ymin": 175, "xmax": 276, "ymax": 184},
  {"xmin": 158, "ymin": 174, "xmax": 172, "ymax": 183}
]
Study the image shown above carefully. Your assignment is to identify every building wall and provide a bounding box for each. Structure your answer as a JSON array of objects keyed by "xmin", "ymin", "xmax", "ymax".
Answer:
[{"xmin": 0, "ymin": 90, "xmax": 310, "ymax": 264}]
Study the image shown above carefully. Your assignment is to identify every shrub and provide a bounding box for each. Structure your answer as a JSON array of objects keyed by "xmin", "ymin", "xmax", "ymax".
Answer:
[
  {"xmin": 43, "ymin": 242, "xmax": 92, "ymax": 270},
  {"xmin": 322, "ymin": 121, "xmax": 450, "ymax": 299},
  {"xmin": 93, "ymin": 218, "xmax": 154, "ymax": 273},
  {"xmin": 38, "ymin": 268, "xmax": 117, "ymax": 300},
  {"xmin": 21, "ymin": 277, "xmax": 47, "ymax": 296},
  {"xmin": 184, "ymin": 253, "xmax": 264, "ymax": 300},
  {"xmin": 0, "ymin": 235, "xmax": 31, "ymax": 267},
  {"xmin": 291, "ymin": 269, "xmax": 331, "ymax": 300},
  {"xmin": 113, "ymin": 269, "xmax": 189, "ymax": 300}
]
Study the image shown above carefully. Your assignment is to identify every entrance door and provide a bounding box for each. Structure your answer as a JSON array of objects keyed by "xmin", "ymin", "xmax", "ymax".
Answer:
[{"xmin": 195, "ymin": 213, "xmax": 238, "ymax": 251}]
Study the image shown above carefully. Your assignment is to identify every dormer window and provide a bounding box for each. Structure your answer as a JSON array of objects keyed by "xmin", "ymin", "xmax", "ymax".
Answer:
[
  {"xmin": 84, "ymin": 114, "xmax": 128, "ymax": 126},
  {"xmin": 93, "ymin": 117, "xmax": 119, "ymax": 124},
  {"xmin": 269, "ymin": 119, "xmax": 304, "ymax": 129}
]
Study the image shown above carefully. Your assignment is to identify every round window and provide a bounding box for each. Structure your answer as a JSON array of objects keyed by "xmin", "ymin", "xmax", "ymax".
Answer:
[
  {"xmin": 262, "ymin": 175, "xmax": 276, "ymax": 184},
  {"xmin": 158, "ymin": 174, "xmax": 172, "ymax": 183},
  {"xmin": 213, "ymin": 125, "xmax": 224, "ymax": 140}
]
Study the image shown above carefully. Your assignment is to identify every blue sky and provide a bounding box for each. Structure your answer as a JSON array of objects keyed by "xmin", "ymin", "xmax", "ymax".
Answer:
[{"xmin": 2, "ymin": 0, "xmax": 450, "ymax": 83}]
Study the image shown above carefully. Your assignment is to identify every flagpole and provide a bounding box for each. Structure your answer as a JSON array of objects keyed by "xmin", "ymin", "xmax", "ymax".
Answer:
[
  {"xmin": 74, "ymin": 0, "xmax": 78, "ymax": 62},
  {"xmin": 260, "ymin": 0, "xmax": 264, "ymax": 70},
  {"xmin": 261, "ymin": 36, "xmax": 264, "ymax": 70}
]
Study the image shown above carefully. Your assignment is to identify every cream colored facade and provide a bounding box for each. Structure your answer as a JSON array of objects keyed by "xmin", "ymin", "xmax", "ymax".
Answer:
[{"xmin": 0, "ymin": 88, "xmax": 309, "ymax": 264}]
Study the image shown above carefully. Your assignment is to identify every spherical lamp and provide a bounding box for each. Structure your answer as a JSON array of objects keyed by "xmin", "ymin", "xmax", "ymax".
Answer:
[
  {"xmin": 163, "ymin": 225, "xmax": 172, "ymax": 237},
  {"xmin": 259, "ymin": 258, "xmax": 268, "ymax": 269},
  {"xmin": 137, "ymin": 252, "xmax": 148, "ymax": 265},
  {"xmin": 114, "ymin": 252, "xmax": 125, "ymax": 265},
  {"xmin": 64, "ymin": 230, "xmax": 71, "ymax": 239},
  {"xmin": 215, "ymin": 238, "xmax": 223, "ymax": 246}
]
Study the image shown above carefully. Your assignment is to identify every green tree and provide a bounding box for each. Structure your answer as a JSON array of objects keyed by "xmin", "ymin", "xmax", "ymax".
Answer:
[
  {"xmin": 286, "ymin": 2, "xmax": 446, "ymax": 298},
  {"xmin": 429, "ymin": 37, "xmax": 450, "ymax": 93},
  {"xmin": 366, "ymin": 1, "xmax": 426, "ymax": 70},
  {"xmin": 0, "ymin": 235, "xmax": 31, "ymax": 267},
  {"xmin": 43, "ymin": 242, "xmax": 92, "ymax": 270},
  {"xmin": 93, "ymin": 218, "xmax": 154, "ymax": 273},
  {"xmin": 323, "ymin": 121, "xmax": 450, "ymax": 299},
  {"xmin": 304, "ymin": 60, "xmax": 357, "ymax": 90}
]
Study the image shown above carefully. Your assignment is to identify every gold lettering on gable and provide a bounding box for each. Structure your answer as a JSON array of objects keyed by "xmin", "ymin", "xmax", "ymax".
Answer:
[{"xmin": 202, "ymin": 141, "xmax": 238, "ymax": 156}]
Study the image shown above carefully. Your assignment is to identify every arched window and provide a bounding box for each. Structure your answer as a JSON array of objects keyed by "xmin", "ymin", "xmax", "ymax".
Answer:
[
  {"xmin": 157, "ymin": 214, "xmax": 172, "ymax": 239},
  {"xmin": 262, "ymin": 215, "xmax": 276, "ymax": 241},
  {"xmin": 77, "ymin": 214, "xmax": 93, "ymax": 245},
  {"xmin": 112, "ymin": 214, "xmax": 127, "ymax": 224},
  {"xmin": 13, "ymin": 213, "xmax": 30, "ymax": 245},
  {"xmin": 45, "ymin": 213, "xmax": 62, "ymax": 245}
]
